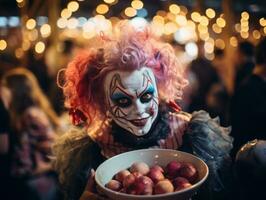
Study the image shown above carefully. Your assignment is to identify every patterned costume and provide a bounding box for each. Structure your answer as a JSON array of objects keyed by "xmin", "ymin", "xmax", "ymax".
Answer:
[{"xmin": 53, "ymin": 22, "xmax": 233, "ymax": 200}]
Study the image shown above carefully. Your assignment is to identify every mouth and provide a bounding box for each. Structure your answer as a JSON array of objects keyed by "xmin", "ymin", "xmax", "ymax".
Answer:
[{"xmin": 129, "ymin": 116, "xmax": 150, "ymax": 127}]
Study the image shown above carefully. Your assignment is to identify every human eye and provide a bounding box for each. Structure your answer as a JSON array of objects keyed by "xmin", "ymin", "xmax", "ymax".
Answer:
[
  {"xmin": 140, "ymin": 86, "xmax": 154, "ymax": 103},
  {"xmin": 140, "ymin": 92, "xmax": 153, "ymax": 103},
  {"xmin": 111, "ymin": 93, "xmax": 132, "ymax": 108},
  {"xmin": 116, "ymin": 97, "xmax": 132, "ymax": 108}
]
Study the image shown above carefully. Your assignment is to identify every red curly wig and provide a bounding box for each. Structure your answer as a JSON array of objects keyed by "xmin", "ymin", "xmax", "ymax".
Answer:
[{"xmin": 62, "ymin": 21, "xmax": 188, "ymax": 125}]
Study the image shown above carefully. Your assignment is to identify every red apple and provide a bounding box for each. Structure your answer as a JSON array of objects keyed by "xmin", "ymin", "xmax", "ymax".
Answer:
[
  {"xmin": 172, "ymin": 177, "xmax": 189, "ymax": 188},
  {"xmin": 115, "ymin": 170, "xmax": 131, "ymax": 183},
  {"xmin": 132, "ymin": 171, "xmax": 142, "ymax": 179},
  {"xmin": 154, "ymin": 179, "xmax": 174, "ymax": 194},
  {"xmin": 105, "ymin": 180, "xmax": 122, "ymax": 191},
  {"xmin": 174, "ymin": 180, "xmax": 192, "ymax": 191},
  {"xmin": 179, "ymin": 163, "xmax": 198, "ymax": 183},
  {"xmin": 127, "ymin": 176, "xmax": 153, "ymax": 195},
  {"xmin": 166, "ymin": 161, "xmax": 182, "ymax": 178},
  {"xmin": 147, "ymin": 168, "xmax": 165, "ymax": 183},
  {"xmin": 150, "ymin": 165, "xmax": 164, "ymax": 173},
  {"xmin": 123, "ymin": 174, "xmax": 136, "ymax": 188},
  {"xmin": 130, "ymin": 162, "xmax": 150, "ymax": 175}
]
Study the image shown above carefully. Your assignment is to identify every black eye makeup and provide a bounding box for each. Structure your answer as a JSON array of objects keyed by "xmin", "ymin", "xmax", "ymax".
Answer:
[
  {"xmin": 140, "ymin": 86, "xmax": 154, "ymax": 103},
  {"xmin": 111, "ymin": 93, "xmax": 132, "ymax": 108}
]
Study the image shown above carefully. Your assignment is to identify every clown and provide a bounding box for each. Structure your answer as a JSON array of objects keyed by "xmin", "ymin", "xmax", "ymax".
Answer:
[{"xmin": 53, "ymin": 22, "xmax": 233, "ymax": 200}]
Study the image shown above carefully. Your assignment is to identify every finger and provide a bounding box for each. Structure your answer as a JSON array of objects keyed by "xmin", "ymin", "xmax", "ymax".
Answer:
[{"xmin": 86, "ymin": 169, "xmax": 96, "ymax": 192}]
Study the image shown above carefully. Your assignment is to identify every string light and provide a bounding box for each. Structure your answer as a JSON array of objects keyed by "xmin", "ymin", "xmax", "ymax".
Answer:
[
  {"xmin": 40, "ymin": 24, "xmax": 51, "ymax": 37},
  {"xmin": 67, "ymin": 1, "xmax": 79, "ymax": 12},
  {"xmin": 240, "ymin": 31, "xmax": 249, "ymax": 39},
  {"xmin": 131, "ymin": 0, "xmax": 143, "ymax": 10},
  {"xmin": 103, "ymin": 0, "xmax": 116, "ymax": 4},
  {"xmin": 61, "ymin": 9, "xmax": 72, "ymax": 19},
  {"xmin": 216, "ymin": 17, "xmax": 226, "ymax": 28},
  {"xmin": 57, "ymin": 18, "xmax": 67, "ymax": 28},
  {"xmin": 252, "ymin": 30, "xmax": 261, "ymax": 39},
  {"xmin": 169, "ymin": 4, "xmax": 180, "ymax": 14},
  {"xmin": 191, "ymin": 12, "xmax": 201, "ymax": 22},
  {"xmin": 235, "ymin": 23, "xmax": 241, "ymax": 32},
  {"xmin": 241, "ymin": 11, "xmax": 249, "ymax": 20},
  {"xmin": 164, "ymin": 22, "xmax": 177, "ymax": 35},
  {"xmin": 176, "ymin": 15, "xmax": 187, "ymax": 26},
  {"xmin": 215, "ymin": 39, "xmax": 225, "ymax": 49},
  {"xmin": 212, "ymin": 23, "xmax": 222, "ymax": 33},
  {"xmin": 26, "ymin": 19, "xmax": 36, "ymax": 30},
  {"xmin": 15, "ymin": 48, "xmax": 24, "ymax": 58},
  {"xmin": 206, "ymin": 8, "xmax": 215, "ymax": 19},
  {"xmin": 67, "ymin": 18, "xmax": 79, "ymax": 29},
  {"xmin": 28, "ymin": 29, "xmax": 38, "ymax": 41},
  {"xmin": 259, "ymin": 18, "xmax": 266, "ymax": 26},
  {"xmin": 35, "ymin": 41, "xmax": 45, "ymax": 54},
  {"xmin": 200, "ymin": 16, "xmax": 209, "ymax": 26},
  {"xmin": 125, "ymin": 7, "xmax": 137, "ymax": 17},
  {"xmin": 0, "ymin": 40, "xmax": 7, "ymax": 50},
  {"xmin": 230, "ymin": 36, "xmax": 238, "ymax": 47},
  {"xmin": 96, "ymin": 4, "xmax": 109, "ymax": 14}
]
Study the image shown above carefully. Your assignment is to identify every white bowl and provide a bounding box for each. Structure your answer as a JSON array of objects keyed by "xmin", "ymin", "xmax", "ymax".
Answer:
[{"xmin": 95, "ymin": 149, "xmax": 209, "ymax": 200}]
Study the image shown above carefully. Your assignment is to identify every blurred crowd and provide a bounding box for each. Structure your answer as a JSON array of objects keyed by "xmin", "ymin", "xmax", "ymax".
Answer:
[{"xmin": 0, "ymin": 36, "xmax": 266, "ymax": 200}]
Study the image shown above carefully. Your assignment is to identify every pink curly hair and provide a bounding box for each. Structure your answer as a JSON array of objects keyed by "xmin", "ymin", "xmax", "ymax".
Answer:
[{"xmin": 62, "ymin": 21, "xmax": 188, "ymax": 125}]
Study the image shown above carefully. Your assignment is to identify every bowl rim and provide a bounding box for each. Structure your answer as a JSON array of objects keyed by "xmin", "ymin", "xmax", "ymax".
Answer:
[{"xmin": 95, "ymin": 148, "xmax": 209, "ymax": 199}]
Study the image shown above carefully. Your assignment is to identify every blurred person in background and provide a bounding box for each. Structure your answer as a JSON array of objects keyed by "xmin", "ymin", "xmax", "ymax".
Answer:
[
  {"xmin": 233, "ymin": 41, "xmax": 255, "ymax": 92},
  {"xmin": 27, "ymin": 48, "xmax": 52, "ymax": 95},
  {"xmin": 231, "ymin": 38, "xmax": 266, "ymax": 158},
  {"xmin": 0, "ymin": 67, "xmax": 62, "ymax": 200},
  {"xmin": 185, "ymin": 42, "xmax": 229, "ymax": 125}
]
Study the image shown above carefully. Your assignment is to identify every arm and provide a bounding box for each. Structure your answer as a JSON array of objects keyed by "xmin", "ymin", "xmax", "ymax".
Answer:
[{"xmin": 186, "ymin": 111, "xmax": 233, "ymax": 189}]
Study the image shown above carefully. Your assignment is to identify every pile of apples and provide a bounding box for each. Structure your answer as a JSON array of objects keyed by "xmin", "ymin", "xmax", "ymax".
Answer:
[{"xmin": 105, "ymin": 160, "xmax": 198, "ymax": 195}]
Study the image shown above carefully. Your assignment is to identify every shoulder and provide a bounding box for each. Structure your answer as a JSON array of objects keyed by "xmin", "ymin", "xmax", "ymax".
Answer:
[
  {"xmin": 23, "ymin": 106, "xmax": 49, "ymax": 123},
  {"xmin": 186, "ymin": 110, "xmax": 233, "ymax": 191}
]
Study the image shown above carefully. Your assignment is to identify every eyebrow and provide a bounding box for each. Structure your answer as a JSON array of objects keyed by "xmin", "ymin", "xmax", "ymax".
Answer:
[
  {"xmin": 138, "ymin": 85, "xmax": 155, "ymax": 97},
  {"xmin": 111, "ymin": 87, "xmax": 134, "ymax": 100},
  {"xmin": 111, "ymin": 92, "xmax": 130, "ymax": 100}
]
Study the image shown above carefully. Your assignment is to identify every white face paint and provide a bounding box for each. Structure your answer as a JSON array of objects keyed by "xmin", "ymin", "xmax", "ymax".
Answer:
[{"xmin": 104, "ymin": 67, "xmax": 159, "ymax": 136}]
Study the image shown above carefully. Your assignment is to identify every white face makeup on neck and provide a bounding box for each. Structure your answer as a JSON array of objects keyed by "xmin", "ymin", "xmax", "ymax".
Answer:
[{"xmin": 104, "ymin": 67, "xmax": 159, "ymax": 136}]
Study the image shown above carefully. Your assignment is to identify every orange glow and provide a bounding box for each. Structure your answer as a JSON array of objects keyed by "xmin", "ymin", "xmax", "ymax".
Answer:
[
  {"xmin": 96, "ymin": 4, "xmax": 109, "ymax": 14},
  {"xmin": 125, "ymin": 7, "xmax": 137, "ymax": 17}
]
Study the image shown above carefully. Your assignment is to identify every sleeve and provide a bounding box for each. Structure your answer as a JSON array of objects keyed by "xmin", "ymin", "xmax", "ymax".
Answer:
[
  {"xmin": 52, "ymin": 128, "xmax": 104, "ymax": 200},
  {"xmin": 186, "ymin": 110, "xmax": 233, "ymax": 192},
  {"xmin": 22, "ymin": 107, "xmax": 55, "ymax": 154}
]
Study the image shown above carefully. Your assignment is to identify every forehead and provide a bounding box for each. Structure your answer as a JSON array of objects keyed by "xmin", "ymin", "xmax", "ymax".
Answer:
[{"xmin": 104, "ymin": 67, "xmax": 156, "ymax": 89}]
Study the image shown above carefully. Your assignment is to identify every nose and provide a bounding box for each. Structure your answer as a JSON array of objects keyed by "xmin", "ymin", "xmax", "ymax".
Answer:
[{"xmin": 133, "ymin": 99, "xmax": 145, "ymax": 116}]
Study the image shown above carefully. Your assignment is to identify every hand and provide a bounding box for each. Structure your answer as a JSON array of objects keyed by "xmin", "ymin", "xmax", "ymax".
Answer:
[{"xmin": 79, "ymin": 169, "xmax": 108, "ymax": 200}]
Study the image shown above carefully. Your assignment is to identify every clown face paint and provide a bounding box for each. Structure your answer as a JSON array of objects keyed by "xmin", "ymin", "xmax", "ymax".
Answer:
[{"xmin": 104, "ymin": 67, "xmax": 159, "ymax": 136}]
